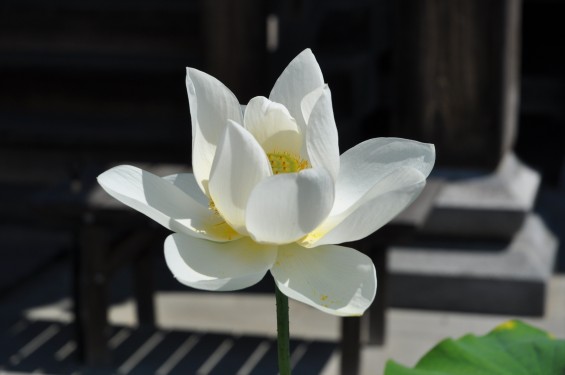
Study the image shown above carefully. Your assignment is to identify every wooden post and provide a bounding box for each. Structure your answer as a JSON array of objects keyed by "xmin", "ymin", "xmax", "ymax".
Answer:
[
  {"xmin": 393, "ymin": 0, "xmax": 522, "ymax": 170},
  {"xmin": 202, "ymin": 0, "xmax": 267, "ymax": 102}
]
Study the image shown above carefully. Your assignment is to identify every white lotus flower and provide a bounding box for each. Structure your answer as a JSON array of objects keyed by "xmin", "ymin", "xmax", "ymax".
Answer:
[{"xmin": 97, "ymin": 49, "xmax": 435, "ymax": 316}]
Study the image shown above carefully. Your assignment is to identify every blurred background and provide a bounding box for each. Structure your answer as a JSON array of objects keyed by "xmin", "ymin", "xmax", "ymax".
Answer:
[{"xmin": 0, "ymin": 0, "xmax": 564, "ymax": 374}]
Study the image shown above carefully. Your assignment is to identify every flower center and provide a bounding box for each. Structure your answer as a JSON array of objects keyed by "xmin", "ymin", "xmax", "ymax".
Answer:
[
  {"xmin": 267, "ymin": 152, "xmax": 309, "ymax": 174},
  {"xmin": 208, "ymin": 199, "xmax": 238, "ymax": 240}
]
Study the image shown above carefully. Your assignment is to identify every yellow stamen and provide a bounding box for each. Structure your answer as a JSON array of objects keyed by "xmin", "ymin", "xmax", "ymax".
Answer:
[
  {"xmin": 267, "ymin": 151, "xmax": 309, "ymax": 174},
  {"xmin": 209, "ymin": 199, "xmax": 220, "ymax": 215}
]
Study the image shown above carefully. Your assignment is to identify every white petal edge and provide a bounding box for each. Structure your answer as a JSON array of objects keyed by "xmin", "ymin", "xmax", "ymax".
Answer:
[
  {"xmin": 303, "ymin": 85, "xmax": 340, "ymax": 181},
  {"xmin": 300, "ymin": 85, "xmax": 325, "ymax": 125},
  {"xmin": 209, "ymin": 120, "xmax": 272, "ymax": 233},
  {"xmin": 333, "ymin": 138, "xmax": 435, "ymax": 214},
  {"xmin": 165, "ymin": 234, "xmax": 277, "ymax": 291},
  {"xmin": 97, "ymin": 165, "xmax": 240, "ymax": 242},
  {"xmin": 271, "ymin": 243, "xmax": 376, "ymax": 316},
  {"xmin": 244, "ymin": 96, "xmax": 302, "ymax": 156},
  {"xmin": 187, "ymin": 68, "xmax": 243, "ymax": 195},
  {"xmin": 269, "ymin": 49, "xmax": 324, "ymax": 134},
  {"xmin": 246, "ymin": 167, "xmax": 334, "ymax": 245},
  {"xmin": 301, "ymin": 167, "xmax": 426, "ymax": 247}
]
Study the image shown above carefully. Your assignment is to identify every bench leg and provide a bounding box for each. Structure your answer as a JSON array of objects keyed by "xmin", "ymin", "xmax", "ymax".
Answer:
[
  {"xmin": 339, "ymin": 239, "xmax": 389, "ymax": 374},
  {"xmin": 133, "ymin": 250, "xmax": 155, "ymax": 327},
  {"xmin": 75, "ymin": 224, "xmax": 111, "ymax": 366},
  {"xmin": 340, "ymin": 317, "xmax": 361, "ymax": 375},
  {"xmin": 368, "ymin": 244, "xmax": 388, "ymax": 345}
]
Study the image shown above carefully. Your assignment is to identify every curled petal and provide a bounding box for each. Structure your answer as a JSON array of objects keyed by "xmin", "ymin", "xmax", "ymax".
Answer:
[
  {"xmin": 165, "ymin": 234, "xmax": 277, "ymax": 291},
  {"xmin": 186, "ymin": 68, "xmax": 243, "ymax": 195},
  {"xmin": 301, "ymin": 167, "xmax": 426, "ymax": 247},
  {"xmin": 269, "ymin": 49, "xmax": 324, "ymax": 133},
  {"xmin": 244, "ymin": 96, "xmax": 302, "ymax": 155},
  {"xmin": 98, "ymin": 165, "xmax": 240, "ymax": 242},
  {"xmin": 246, "ymin": 168, "xmax": 334, "ymax": 245},
  {"xmin": 300, "ymin": 85, "xmax": 325, "ymax": 125},
  {"xmin": 334, "ymin": 138, "xmax": 435, "ymax": 214},
  {"xmin": 303, "ymin": 85, "xmax": 340, "ymax": 181},
  {"xmin": 271, "ymin": 243, "xmax": 376, "ymax": 316},
  {"xmin": 209, "ymin": 120, "xmax": 272, "ymax": 233}
]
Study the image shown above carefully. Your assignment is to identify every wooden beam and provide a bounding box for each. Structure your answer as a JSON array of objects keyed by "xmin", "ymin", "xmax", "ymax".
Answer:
[{"xmin": 393, "ymin": 0, "xmax": 522, "ymax": 170}]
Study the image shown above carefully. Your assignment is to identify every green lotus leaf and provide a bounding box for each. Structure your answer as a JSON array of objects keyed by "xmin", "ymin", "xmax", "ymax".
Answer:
[{"xmin": 385, "ymin": 320, "xmax": 565, "ymax": 375}]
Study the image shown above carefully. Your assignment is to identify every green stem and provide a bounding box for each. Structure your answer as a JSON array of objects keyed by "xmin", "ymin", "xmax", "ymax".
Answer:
[{"xmin": 275, "ymin": 284, "xmax": 291, "ymax": 375}]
